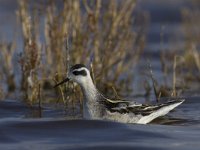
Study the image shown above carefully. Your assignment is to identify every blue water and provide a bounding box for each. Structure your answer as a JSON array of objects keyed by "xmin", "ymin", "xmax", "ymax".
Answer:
[
  {"xmin": 0, "ymin": 96, "xmax": 199, "ymax": 149},
  {"xmin": 0, "ymin": 119, "xmax": 199, "ymax": 150}
]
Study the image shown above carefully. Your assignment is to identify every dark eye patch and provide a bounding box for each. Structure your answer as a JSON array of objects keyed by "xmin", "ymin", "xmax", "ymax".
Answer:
[
  {"xmin": 72, "ymin": 70, "xmax": 87, "ymax": 76},
  {"xmin": 70, "ymin": 64, "xmax": 86, "ymax": 71}
]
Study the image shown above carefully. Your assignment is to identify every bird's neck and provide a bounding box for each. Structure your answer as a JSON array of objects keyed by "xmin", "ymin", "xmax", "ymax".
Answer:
[
  {"xmin": 81, "ymin": 78, "xmax": 99, "ymax": 103},
  {"xmin": 80, "ymin": 77, "xmax": 103, "ymax": 119}
]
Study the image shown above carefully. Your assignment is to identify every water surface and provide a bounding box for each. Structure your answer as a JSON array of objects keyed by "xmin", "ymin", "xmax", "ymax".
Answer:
[
  {"xmin": 0, "ymin": 96, "xmax": 199, "ymax": 149},
  {"xmin": 0, "ymin": 118, "xmax": 199, "ymax": 150}
]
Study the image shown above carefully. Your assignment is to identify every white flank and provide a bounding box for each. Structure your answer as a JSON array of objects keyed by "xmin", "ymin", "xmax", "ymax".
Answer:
[{"xmin": 137, "ymin": 100, "xmax": 185, "ymax": 124}]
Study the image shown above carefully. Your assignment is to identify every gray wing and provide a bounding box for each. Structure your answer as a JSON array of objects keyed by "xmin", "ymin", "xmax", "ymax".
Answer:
[{"xmin": 108, "ymin": 99, "xmax": 184, "ymax": 116}]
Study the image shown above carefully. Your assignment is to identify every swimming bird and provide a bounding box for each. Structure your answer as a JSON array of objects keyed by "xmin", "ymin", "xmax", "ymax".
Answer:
[{"xmin": 54, "ymin": 64, "xmax": 184, "ymax": 124}]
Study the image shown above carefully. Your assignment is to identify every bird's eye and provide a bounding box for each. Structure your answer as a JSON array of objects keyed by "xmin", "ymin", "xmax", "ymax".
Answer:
[{"xmin": 72, "ymin": 70, "xmax": 87, "ymax": 76}]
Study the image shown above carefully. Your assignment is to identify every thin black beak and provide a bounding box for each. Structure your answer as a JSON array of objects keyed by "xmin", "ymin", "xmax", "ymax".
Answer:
[{"xmin": 54, "ymin": 77, "xmax": 70, "ymax": 88}]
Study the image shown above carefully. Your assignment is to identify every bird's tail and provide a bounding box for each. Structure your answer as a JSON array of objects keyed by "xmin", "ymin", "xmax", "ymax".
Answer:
[{"xmin": 137, "ymin": 99, "xmax": 185, "ymax": 124}]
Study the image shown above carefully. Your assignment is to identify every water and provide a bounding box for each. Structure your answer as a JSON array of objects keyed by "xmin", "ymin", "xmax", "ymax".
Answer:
[
  {"xmin": 0, "ymin": 119, "xmax": 199, "ymax": 150},
  {"xmin": 0, "ymin": 0, "xmax": 200, "ymax": 149},
  {"xmin": 0, "ymin": 96, "xmax": 199, "ymax": 149}
]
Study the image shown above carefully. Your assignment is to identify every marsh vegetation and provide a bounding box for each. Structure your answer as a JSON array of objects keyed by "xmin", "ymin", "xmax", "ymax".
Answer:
[{"xmin": 0, "ymin": 0, "xmax": 199, "ymax": 114}]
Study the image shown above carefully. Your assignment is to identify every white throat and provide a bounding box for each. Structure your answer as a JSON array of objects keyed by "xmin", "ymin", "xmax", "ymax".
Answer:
[
  {"xmin": 79, "ymin": 76, "xmax": 103, "ymax": 119},
  {"xmin": 81, "ymin": 78, "xmax": 98, "ymax": 102}
]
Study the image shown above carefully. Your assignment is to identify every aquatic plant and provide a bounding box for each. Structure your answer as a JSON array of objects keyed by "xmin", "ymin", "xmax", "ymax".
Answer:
[
  {"xmin": 0, "ymin": 41, "xmax": 16, "ymax": 92},
  {"xmin": 0, "ymin": 0, "xmax": 147, "ymax": 107},
  {"xmin": 154, "ymin": 3, "xmax": 200, "ymax": 98},
  {"xmin": 17, "ymin": 0, "xmax": 41, "ymax": 104}
]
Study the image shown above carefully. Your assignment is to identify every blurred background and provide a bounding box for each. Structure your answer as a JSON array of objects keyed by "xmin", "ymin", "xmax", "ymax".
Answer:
[{"xmin": 0, "ymin": 0, "xmax": 199, "ymax": 110}]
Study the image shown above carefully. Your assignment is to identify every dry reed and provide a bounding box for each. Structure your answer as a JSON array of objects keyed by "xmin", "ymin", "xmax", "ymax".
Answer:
[
  {"xmin": 0, "ymin": 0, "xmax": 147, "ymax": 107},
  {"xmin": 155, "ymin": 3, "xmax": 200, "ymax": 98},
  {"xmin": 0, "ymin": 41, "xmax": 16, "ymax": 92}
]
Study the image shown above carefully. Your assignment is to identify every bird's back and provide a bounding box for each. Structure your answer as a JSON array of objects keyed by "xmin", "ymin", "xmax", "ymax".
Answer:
[{"xmin": 102, "ymin": 98, "xmax": 184, "ymax": 124}]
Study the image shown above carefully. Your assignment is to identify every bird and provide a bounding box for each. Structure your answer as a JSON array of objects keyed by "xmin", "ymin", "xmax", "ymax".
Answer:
[{"xmin": 54, "ymin": 64, "xmax": 184, "ymax": 124}]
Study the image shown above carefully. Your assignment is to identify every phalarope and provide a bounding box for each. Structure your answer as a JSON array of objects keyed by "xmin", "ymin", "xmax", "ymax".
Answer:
[{"xmin": 54, "ymin": 64, "xmax": 184, "ymax": 124}]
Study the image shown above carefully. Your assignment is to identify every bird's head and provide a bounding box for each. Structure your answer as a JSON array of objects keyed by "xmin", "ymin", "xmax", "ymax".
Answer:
[{"xmin": 54, "ymin": 64, "xmax": 92, "ymax": 88}]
